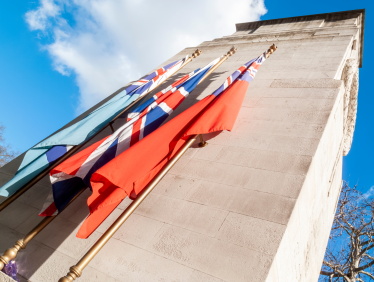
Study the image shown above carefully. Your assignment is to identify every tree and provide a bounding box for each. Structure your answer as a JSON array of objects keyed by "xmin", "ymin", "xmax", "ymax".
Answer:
[
  {"xmin": 320, "ymin": 182, "xmax": 374, "ymax": 282},
  {"xmin": 0, "ymin": 124, "xmax": 18, "ymax": 167}
]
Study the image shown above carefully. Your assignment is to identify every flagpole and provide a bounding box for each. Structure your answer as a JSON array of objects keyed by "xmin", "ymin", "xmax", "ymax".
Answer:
[
  {"xmin": 0, "ymin": 49, "xmax": 203, "ymax": 271},
  {"xmin": 0, "ymin": 49, "xmax": 202, "ymax": 213},
  {"xmin": 58, "ymin": 45, "xmax": 278, "ymax": 282},
  {"xmin": 57, "ymin": 135, "xmax": 198, "ymax": 282},
  {"xmin": 57, "ymin": 46, "xmax": 241, "ymax": 282},
  {"xmin": 0, "ymin": 50, "xmax": 203, "ymax": 272},
  {"xmin": 198, "ymin": 46, "xmax": 237, "ymax": 83},
  {"xmin": 198, "ymin": 44, "xmax": 278, "ymax": 148},
  {"xmin": 0, "ymin": 188, "xmax": 86, "ymax": 271}
]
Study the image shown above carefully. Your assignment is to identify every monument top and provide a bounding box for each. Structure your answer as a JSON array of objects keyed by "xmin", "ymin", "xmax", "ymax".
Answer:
[
  {"xmin": 235, "ymin": 9, "xmax": 365, "ymax": 67},
  {"xmin": 0, "ymin": 8, "xmax": 366, "ymax": 281}
]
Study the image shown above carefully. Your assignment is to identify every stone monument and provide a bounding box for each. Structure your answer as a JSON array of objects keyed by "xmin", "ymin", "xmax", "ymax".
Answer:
[{"xmin": 0, "ymin": 9, "xmax": 365, "ymax": 282}]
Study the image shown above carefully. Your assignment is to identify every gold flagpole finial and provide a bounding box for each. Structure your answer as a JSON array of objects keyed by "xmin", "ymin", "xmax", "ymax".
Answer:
[
  {"xmin": 198, "ymin": 47, "xmax": 238, "ymax": 86},
  {"xmin": 192, "ymin": 49, "xmax": 202, "ymax": 58},
  {"xmin": 227, "ymin": 46, "xmax": 237, "ymax": 57},
  {"xmin": 265, "ymin": 44, "xmax": 277, "ymax": 58}
]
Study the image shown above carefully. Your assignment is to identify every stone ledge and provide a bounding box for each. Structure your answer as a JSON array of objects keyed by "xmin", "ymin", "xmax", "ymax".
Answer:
[
  {"xmin": 236, "ymin": 9, "xmax": 363, "ymax": 32},
  {"xmin": 235, "ymin": 9, "xmax": 364, "ymax": 67},
  {"xmin": 198, "ymin": 34, "xmax": 350, "ymax": 48}
]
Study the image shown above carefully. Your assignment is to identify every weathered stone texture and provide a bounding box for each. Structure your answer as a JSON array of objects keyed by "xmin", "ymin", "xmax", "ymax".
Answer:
[
  {"xmin": 0, "ymin": 272, "xmax": 16, "ymax": 282},
  {"xmin": 0, "ymin": 9, "xmax": 364, "ymax": 282}
]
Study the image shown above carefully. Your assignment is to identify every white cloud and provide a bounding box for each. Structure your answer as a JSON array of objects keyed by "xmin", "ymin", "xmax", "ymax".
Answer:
[
  {"xmin": 25, "ymin": 0, "xmax": 267, "ymax": 114},
  {"xmin": 363, "ymin": 186, "xmax": 374, "ymax": 199},
  {"xmin": 25, "ymin": 0, "xmax": 60, "ymax": 31}
]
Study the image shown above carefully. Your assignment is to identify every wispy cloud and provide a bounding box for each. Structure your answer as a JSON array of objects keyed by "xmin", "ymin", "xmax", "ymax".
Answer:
[
  {"xmin": 25, "ymin": 0, "xmax": 267, "ymax": 114},
  {"xmin": 25, "ymin": 0, "xmax": 60, "ymax": 31},
  {"xmin": 363, "ymin": 186, "xmax": 374, "ymax": 199}
]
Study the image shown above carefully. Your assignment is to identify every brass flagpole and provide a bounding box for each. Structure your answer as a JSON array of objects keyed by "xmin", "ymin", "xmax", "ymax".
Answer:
[
  {"xmin": 0, "ymin": 49, "xmax": 202, "ymax": 213},
  {"xmin": 0, "ymin": 49, "xmax": 203, "ymax": 271},
  {"xmin": 59, "ymin": 135, "xmax": 199, "ymax": 282},
  {"xmin": 58, "ymin": 46, "xmax": 239, "ymax": 282},
  {"xmin": 0, "ymin": 188, "xmax": 86, "ymax": 270}
]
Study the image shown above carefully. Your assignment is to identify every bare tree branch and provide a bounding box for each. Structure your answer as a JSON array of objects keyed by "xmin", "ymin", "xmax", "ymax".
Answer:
[
  {"xmin": 355, "ymin": 259, "xmax": 374, "ymax": 272},
  {"xmin": 359, "ymin": 270, "xmax": 374, "ymax": 280},
  {"xmin": 0, "ymin": 124, "xmax": 18, "ymax": 167},
  {"xmin": 320, "ymin": 182, "xmax": 374, "ymax": 282}
]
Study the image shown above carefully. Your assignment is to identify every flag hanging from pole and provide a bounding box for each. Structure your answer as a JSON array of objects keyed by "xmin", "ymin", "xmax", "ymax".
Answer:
[
  {"xmin": 0, "ymin": 56, "xmax": 189, "ymax": 199},
  {"xmin": 76, "ymin": 52, "xmax": 267, "ymax": 239},
  {"xmin": 39, "ymin": 57, "xmax": 221, "ymax": 216}
]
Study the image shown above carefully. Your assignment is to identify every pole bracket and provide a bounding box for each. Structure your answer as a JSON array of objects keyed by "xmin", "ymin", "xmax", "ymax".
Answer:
[{"xmin": 198, "ymin": 134, "xmax": 208, "ymax": 147}]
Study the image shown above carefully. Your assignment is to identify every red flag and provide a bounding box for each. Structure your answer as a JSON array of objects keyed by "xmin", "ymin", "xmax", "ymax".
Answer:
[{"xmin": 77, "ymin": 54, "xmax": 267, "ymax": 238}]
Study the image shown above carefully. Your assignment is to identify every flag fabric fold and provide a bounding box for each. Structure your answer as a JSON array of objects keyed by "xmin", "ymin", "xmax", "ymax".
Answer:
[
  {"xmin": 39, "ymin": 58, "xmax": 221, "ymax": 216},
  {"xmin": 0, "ymin": 57, "xmax": 188, "ymax": 198},
  {"xmin": 76, "ymin": 52, "xmax": 267, "ymax": 239}
]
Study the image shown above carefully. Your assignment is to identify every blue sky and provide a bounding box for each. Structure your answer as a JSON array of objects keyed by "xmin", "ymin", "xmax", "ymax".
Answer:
[{"xmin": 0, "ymin": 0, "xmax": 371, "ymax": 193}]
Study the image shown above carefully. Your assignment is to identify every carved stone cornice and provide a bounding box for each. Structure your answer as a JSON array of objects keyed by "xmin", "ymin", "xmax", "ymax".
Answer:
[
  {"xmin": 236, "ymin": 10, "xmax": 364, "ymax": 32},
  {"xmin": 341, "ymin": 58, "xmax": 359, "ymax": 156},
  {"xmin": 235, "ymin": 9, "xmax": 365, "ymax": 67}
]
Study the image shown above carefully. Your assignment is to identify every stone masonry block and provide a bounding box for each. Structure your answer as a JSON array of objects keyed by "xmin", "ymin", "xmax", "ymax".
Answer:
[
  {"xmin": 156, "ymin": 170, "xmax": 302, "ymax": 204},
  {"xmin": 206, "ymin": 130, "xmax": 320, "ymax": 158},
  {"xmin": 242, "ymin": 96, "xmax": 260, "ymax": 107},
  {"xmin": 233, "ymin": 119, "xmax": 325, "ymax": 139},
  {"xmin": 216, "ymin": 212, "xmax": 286, "ymax": 255},
  {"xmin": 135, "ymin": 193, "xmax": 228, "ymax": 237},
  {"xmin": 15, "ymin": 209, "xmax": 44, "ymax": 235},
  {"xmin": 0, "ymin": 201, "xmax": 39, "ymax": 230},
  {"xmin": 246, "ymin": 87, "xmax": 302, "ymax": 98},
  {"xmin": 299, "ymin": 88, "xmax": 339, "ymax": 99},
  {"xmin": 147, "ymin": 225, "xmax": 273, "ymax": 282},
  {"xmin": 33, "ymin": 217, "xmax": 101, "ymax": 260},
  {"xmin": 162, "ymin": 164, "xmax": 296, "ymax": 224},
  {"xmin": 0, "ymin": 272, "xmax": 16, "ymax": 282},
  {"xmin": 90, "ymin": 238, "xmax": 213, "ymax": 282},
  {"xmin": 198, "ymin": 146, "xmax": 312, "ymax": 176},
  {"xmin": 25, "ymin": 244, "xmax": 116, "ymax": 282},
  {"xmin": 0, "ymin": 172, "xmax": 13, "ymax": 192},
  {"xmin": 252, "ymin": 97, "xmax": 335, "ymax": 111},
  {"xmin": 15, "ymin": 184, "xmax": 50, "ymax": 210},
  {"xmin": 271, "ymin": 78, "xmax": 343, "ymax": 88},
  {"xmin": 238, "ymin": 107, "xmax": 331, "ymax": 124},
  {"xmin": 308, "ymin": 71, "xmax": 337, "ymax": 79},
  {"xmin": 266, "ymin": 135, "xmax": 320, "ymax": 156},
  {"xmin": 247, "ymin": 79, "xmax": 274, "ymax": 88},
  {"xmin": 96, "ymin": 211, "xmax": 164, "ymax": 249}
]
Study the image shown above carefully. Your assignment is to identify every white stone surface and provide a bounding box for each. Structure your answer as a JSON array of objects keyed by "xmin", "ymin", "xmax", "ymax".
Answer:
[
  {"xmin": 0, "ymin": 272, "xmax": 16, "ymax": 282},
  {"xmin": 0, "ymin": 9, "xmax": 364, "ymax": 282}
]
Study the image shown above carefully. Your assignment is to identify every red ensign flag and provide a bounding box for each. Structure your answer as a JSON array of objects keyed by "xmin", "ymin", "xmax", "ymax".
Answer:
[{"xmin": 77, "ymin": 53, "xmax": 267, "ymax": 238}]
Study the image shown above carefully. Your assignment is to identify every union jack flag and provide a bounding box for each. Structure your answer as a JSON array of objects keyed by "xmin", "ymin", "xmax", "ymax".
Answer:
[
  {"xmin": 39, "ymin": 57, "xmax": 221, "ymax": 216},
  {"xmin": 212, "ymin": 55, "xmax": 264, "ymax": 97},
  {"xmin": 125, "ymin": 58, "xmax": 189, "ymax": 97},
  {"xmin": 76, "ymin": 52, "xmax": 269, "ymax": 238},
  {"xmin": 127, "ymin": 69, "xmax": 198, "ymax": 121},
  {"xmin": 0, "ymin": 56, "xmax": 189, "ymax": 200}
]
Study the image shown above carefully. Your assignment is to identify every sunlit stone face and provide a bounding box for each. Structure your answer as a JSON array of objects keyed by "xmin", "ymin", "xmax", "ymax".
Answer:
[{"xmin": 0, "ymin": 9, "xmax": 364, "ymax": 282}]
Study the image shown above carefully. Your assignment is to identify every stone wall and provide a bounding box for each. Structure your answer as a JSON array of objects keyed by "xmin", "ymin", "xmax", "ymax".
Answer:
[{"xmin": 0, "ymin": 9, "xmax": 364, "ymax": 282}]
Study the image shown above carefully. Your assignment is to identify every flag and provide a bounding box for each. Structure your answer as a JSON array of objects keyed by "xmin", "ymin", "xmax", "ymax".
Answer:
[
  {"xmin": 0, "ymin": 57, "xmax": 188, "ymax": 198},
  {"xmin": 39, "ymin": 58, "xmax": 221, "ymax": 216},
  {"xmin": 76, "ymin": 52, "xmax": 267, "ymax": 238}
]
